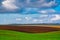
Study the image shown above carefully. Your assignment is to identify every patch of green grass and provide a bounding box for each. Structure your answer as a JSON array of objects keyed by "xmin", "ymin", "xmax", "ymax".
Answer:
[{"xmin": 0, "ymin": 30, "xmax": 60, "ymax": 40}]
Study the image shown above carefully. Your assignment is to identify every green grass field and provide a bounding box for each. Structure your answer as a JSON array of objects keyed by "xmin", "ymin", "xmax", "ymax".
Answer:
[{"xmin": 0, "ymin": 30, "xmax": 60, "ymax": 40}]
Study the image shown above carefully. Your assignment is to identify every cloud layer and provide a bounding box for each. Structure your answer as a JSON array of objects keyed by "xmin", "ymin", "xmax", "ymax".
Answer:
[
  {"xmin": 0, "ymin": 0, "xmax": 59, "ymax": 12},
  {"xmin": 0, "ymin": 14, "xmax": 60, "ymax": 25},
  {"xmin": 0, "ymin": 0, "xmax": 60, "ymax": 24}
]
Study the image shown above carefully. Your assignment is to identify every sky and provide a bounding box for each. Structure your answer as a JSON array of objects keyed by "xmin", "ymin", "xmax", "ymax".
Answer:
[{"xmin": 0, "ymin": 0, "xmax": 60, "ymax": 25}]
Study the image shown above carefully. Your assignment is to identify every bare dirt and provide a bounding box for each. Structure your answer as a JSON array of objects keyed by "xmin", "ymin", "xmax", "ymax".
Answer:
[{"xmin": 0, "ymin": 25, "xmax": 60, "ymax": 33}]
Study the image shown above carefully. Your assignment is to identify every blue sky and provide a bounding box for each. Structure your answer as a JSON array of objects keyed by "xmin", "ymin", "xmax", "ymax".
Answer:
[{"xmin": 0, "ymin": 0, "xmax": 60, "ymax": 25}]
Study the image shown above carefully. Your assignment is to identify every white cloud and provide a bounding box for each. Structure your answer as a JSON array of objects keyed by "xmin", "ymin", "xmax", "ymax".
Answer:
[
  {"xmin": 16, "ymin": 18, "xmax": 22, "ymax": 21},
  {"xmin": 2, "ymin": 0, "xmax": 19, "ymax": 10},
  {"xmin": 28, "ymin": 0, "xmax": 57, "ymax": 8},
  {"xmin": 25, "ymin": 16, "xmax": 31, "ymax": 20},
  {"xmin": 39, "ymin": 20, "xmax": 43, "ymax": 22},
  {"xmin": 42, "ymin": 0, "xmax": 56, "ymax": 7},
  {"xmin": 38, "ymin": 10, "xmax": 47, "ymax": 14},
  {"xmin": 33, "ymin": 19, "xmax": 38, "ymax": 22},
  {"xmin": 32, "ymin": 19, "xmax": 44, "ymax": 23},
  {"xmin": 38, "ymin": 9, "xmax": 56, "ymax": 14},
  {"xmin": 51, "ymin": 15, "xmax": 60, "ymax": 21}
]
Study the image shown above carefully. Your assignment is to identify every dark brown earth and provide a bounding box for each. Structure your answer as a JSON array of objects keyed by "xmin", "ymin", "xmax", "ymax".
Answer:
[{"xmin": 0, "ymin": 25, "xmax": 60, "ymax": 33}]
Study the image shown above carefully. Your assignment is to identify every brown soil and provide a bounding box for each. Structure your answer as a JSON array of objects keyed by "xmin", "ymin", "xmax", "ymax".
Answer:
[{"xmin": 0, "ymin": 25, "xmax": 60, "ymax": 33}]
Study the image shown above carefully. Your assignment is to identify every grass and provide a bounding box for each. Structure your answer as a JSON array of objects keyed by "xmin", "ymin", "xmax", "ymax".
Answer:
[{"xmin": 0, "ymin": 30, "xmax": 60, "ymax": 40}]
